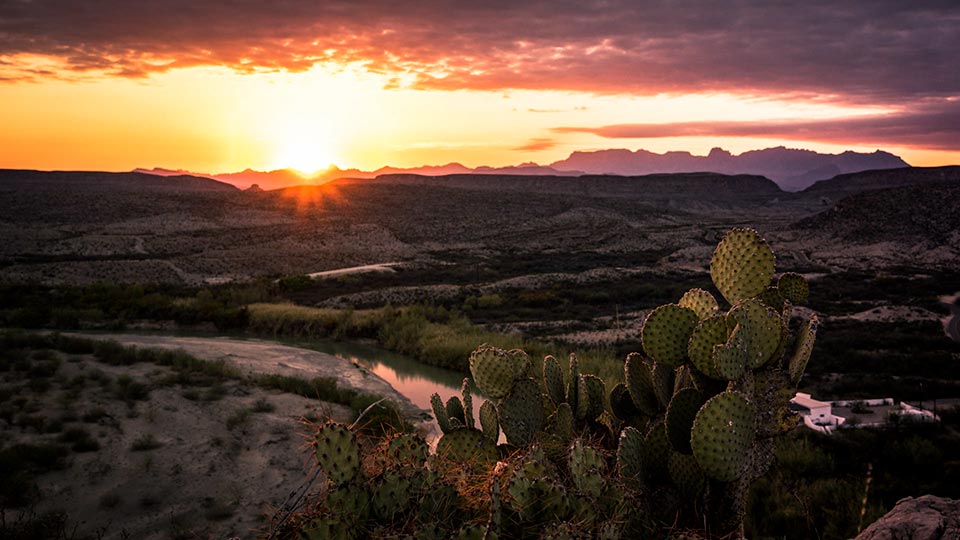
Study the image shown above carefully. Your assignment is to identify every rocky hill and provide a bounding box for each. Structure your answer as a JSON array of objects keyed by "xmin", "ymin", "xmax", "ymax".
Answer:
[
  {"xmin": 335, "ymin": 171, "xmax": 785, "ymax": 206},
  {"xmin": 796, "ymin": 181, "xmax": 960, "ymax": 243},
  {"xmin": 800, "ymin": 166, "xmax": 960, "ymax": 203},
  {"xmin": 1, "ymin": 169, "xmax": 237, "ymax": 193}
]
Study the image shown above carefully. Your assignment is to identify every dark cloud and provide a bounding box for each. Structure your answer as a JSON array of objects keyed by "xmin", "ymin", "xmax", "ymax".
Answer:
[
  {"xmin": 553, "ymin": 100, "xmax": 960, "ymax": 150},
  {"xmin": 513, "ymin": 137, "xmax": 559, "ymax": 151},
  {"xmin": 0, "ymin": 0, "xmax": 957, "ymax": 105}
]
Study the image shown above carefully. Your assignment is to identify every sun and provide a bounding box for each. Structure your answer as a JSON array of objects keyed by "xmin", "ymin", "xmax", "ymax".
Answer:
[{"xmin": 269, "ymin": 120, "xmax": 338, "ymax": 175}]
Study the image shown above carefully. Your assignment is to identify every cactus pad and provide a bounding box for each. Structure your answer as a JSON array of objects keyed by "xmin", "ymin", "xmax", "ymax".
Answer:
[
  {"xmin": 381, "ymin": 433, "xmax": 428, "ymax": 471},
  {"xmin": 713, "ymin": 324, "xmax": 748, "ymax": 380},
  {"xmin": 436, "ymin": 428, "xmax": 497, "ymax": 466},
  {"xmin": 609, "ymin": 382, "xmax": 640, "ymax": 421},
  {"xmin": 778, "ymin": 272, "xmax": 809, "ymax": 304},
  {"xmin": 470, "ymin": 344, "xmax": 522, "ymax": 399},
  {"xmin": 566, "ymin": 353, "xmax": 580, "ymax": 413},
  {"xmin": 543, "ymin": 355, "xmax": 566, "ymax": 406},
  {"xmin": 651, "ymin": 361, "xmax": 676, "ymax": 409},
  {"xmin": 569, "ymin": 440, "xmax": 606, "ymax": 499},
  {"xmin": 624, "ymin": 353, "xmax": 660, "ymax": 415},
  {"xmin": 690, "ymin": 391, "xmax": 757, "ymax": 482},
  {"xmin": 641, "ymin": 304, "xmax": 699, "ymax": 367},
  {"xmin": 552, "ymin": 402, "xmax": 575, "ymax": 442},
  {"xmin": 447, "ymin": 395, "xmax": 466, "ymax": 425},
  {"xmin": 479, "ymin": 399, "xmax": 499, "ymax": 444},
  {"xmin": 668, "ymin": 452, "xmax": 706, "ymax": 499},
  {"xmin": 461, "ymin": 378, "xmax": 475, "ymax": 429},
  {"xmin": 372, "ymin": 471, "xmax": 413, "ymax": 520},
  {"xmin": 666, "ymin": 388, "xmax": 704, "ymax": 454},
  {"xmin": 710, "ymin": 228, "xmax": 776, "ymax": 306},
  {"xmin": 757, "ymin": 285, "xmax": 786, "ymax": 312},
  {"xmin": 431, "ymin": 393, "xmax": 453, "ymax": 434},
  {"xmin": 616, "ymin": 426, "xmax": 644, "ymax": 486},
  {"xmin": 642, "ymin": 421, "xmax": 671, "ymax": 483},
  {"xmin": 313, "ymin": 422, "xmax": 361, "ymax": 486},
  {"xmin": 498, "ymin": 378, "xmax": 544, "ymax": 446},
  {"xmin": 789, "ymin": 314, "xmax": 819, "ymax": 385},
  {"xmin": 687, "ymin": 315, "xmax": 729, "ymax": 379},
  {"xmin": 576, "ymin": 374, "xmax": 605, "ymax": 421},
  {"xmin": 679, "ymin": 288, "xmax": 720, "ymax": 320},
  {"xmin": 729, "ymin": 298, "xmax": 784, "ymax": 368},
  {"xmin": 325, "ymin": 484, "xmax": 370, "ymax": 521}
]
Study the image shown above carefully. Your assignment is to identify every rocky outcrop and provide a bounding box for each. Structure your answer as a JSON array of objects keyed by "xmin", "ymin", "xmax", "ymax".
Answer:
[{"xmin": 856, "ymin": 495, "xmax": 960, "ymax": 540}]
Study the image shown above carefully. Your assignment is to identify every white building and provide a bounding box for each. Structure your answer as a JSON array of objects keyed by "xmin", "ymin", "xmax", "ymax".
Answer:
[{"xmin": 790, "ymin": 392, "xmax": 841, "ymax": 432}]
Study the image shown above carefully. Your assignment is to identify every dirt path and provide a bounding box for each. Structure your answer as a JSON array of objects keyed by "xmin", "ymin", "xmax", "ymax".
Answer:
[{"xmin": 63, "ymin": 333, "xmax": 428, "ymax": 419}]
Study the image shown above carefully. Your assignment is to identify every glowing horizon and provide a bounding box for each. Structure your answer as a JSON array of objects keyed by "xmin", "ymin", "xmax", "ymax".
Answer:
[{"xmin": 1, "ymin": 2, "xmax": 957, "ymax": 172}]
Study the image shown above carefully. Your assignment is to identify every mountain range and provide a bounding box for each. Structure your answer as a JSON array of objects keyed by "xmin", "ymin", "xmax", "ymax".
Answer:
[{"xmin": 134, "ymin": 146, "xmax": 909, "ymax": 192}]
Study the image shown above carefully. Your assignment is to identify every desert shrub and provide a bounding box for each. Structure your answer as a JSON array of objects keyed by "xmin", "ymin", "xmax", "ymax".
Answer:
[{"xmin": 130, "ymin": 433, "xmax": 163, "ymax": 451}]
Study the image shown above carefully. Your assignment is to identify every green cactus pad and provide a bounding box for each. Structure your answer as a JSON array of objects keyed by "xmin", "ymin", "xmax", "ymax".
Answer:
[
  {"xmin": 569, "ymin": 440, "xmax": 606, "ymax": 499},
  {"xmin": 729, "ymin": 298, "xmax": 784, "ymax": 369},
  {"xmin": 313, "ymin": 422, "xmax": 361, "ymax": 486},
  {"xmin": 381, "ymin": 433, "xmax": 428, "ymax": 471},
  {"xmin": 666, "ymin": 388, "xmax": 704, "ymax": 455},
  {"xmin": 713, "ymin": 323, "xmax": 748, "ymax": 380},
  {"xmin": 446, "ymin": 395, "xmax": 466, "ymax": 425},
  {"xmin": 576, "ymin": 374, "xmax": 605, "ymax": 421},
  {"xmin": 687, "ymin": 315, "xmax": 729, "ymax": 379},
  {"xmin": 710, "ymin": 227, "xmax": 776, "ymax": 306},
  {"xmin": 498, "ymin": 378, "xmax": 545, "ymax": 446},
  {"xmin": 624, "ymin": 353, "xmax": 660, "ymax": 415},
  {"xmin": 431, "ymin": 393, "xmax": 452, "ymax": 434},
  {"xmin": 642, "ymin": 420, "xmax": 671, "ymax": 483},
  {"xmin": 461, "ymin": 378, "xmax": 475, "ymax": 430},
  {"xmin": 778, "ymin": 272, "xmax": 809, "ymax": 304},
  {"xmin": 372, "ymin": 471, "xmax": 413, "ymax": 521},
  {"xmin": 789, "ymin": 315, "xmax": 819, "ymax": 385},
  {"xmin": 609, "ymin": 382, "xmax": 640, "ymax": 421},
  {"xmin": 679, "ymin": 288, "xmax": 720, "ymax": 320},
  {"xmin": 567, "ymin": 353, "xmax": 580, "ymax": 413},
  {"xmin": 690, "ymin": 391, "xmax": 757, "ymax": 482},
  {"xmin": 651, "ymin": 361, "xmax": 676, "ymax": 409},
  {"xmin": 543, "ymin": 355, "xmax": 566, "ymax": 406},
  {"xmin": 757, "ymin": 285, "xmax": 786, "ymax": 312},
  {"xmin": 616, "ymin": 426, "xmax": 644, "ymax": 485},
  {"xmin": 470, "ymin": 344, "xmax": 522, "ymax": 399},
  {"xmin": 641, "ymin": 304, "xmax": 699, "ymax": 367},
  {"xmin": 325, "ymin": 484, "xmax": 370, "ymax": 521},
  {"xmin": 479, "ymin": 399, "xmax": 499, "ymax": 444},
  {"xmin": 668, "ymin": 452, "xmax": 706, "ymax": 499},
  {"xmin": 436, "ymin": 428, "xmax": 498, "ymax": 467},
  {"xmin": 552, "ymin": 402, "xmax": 575, "ymax": 442},
  {"xmin": 509, "ymin": 348, "xmax": 534, "ymax": 377}
]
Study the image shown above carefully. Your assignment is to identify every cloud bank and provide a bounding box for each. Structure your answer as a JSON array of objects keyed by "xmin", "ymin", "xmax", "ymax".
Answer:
[{"xmin": 1, "ymin": 0, "xmax": 958, "ymax": 105}]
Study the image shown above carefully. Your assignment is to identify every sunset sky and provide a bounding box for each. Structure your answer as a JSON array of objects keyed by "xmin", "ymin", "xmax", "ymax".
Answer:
[{"xmin": 1, "ymin": 1, "xmax": 958, "ymax": 174}]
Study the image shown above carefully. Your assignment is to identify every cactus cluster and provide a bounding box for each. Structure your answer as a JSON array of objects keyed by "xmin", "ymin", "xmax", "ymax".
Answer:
[{"xmin": 283, "ymin": 227, "xmax": 819, "ymax": 539}]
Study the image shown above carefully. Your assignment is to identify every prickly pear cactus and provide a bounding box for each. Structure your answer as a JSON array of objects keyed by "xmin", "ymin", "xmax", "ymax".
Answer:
[
  {"xmin": 285, "ymin": 227, "xmax": 820, "ymax": 540},
  {"xmin": 710, "ymin": 227, "xmax": 776, "ymax": 305},
  {"xmin": 313, "ymin": 422, "xmax": 361, "ymax": 486},
  {"xmin": 690, "ymin": 391, "xmax": 757, "ymax": 482}
]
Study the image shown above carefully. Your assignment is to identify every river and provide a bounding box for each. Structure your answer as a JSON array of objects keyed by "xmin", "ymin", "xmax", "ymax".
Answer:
[{"xmin": 300, "ymin": 339, "xmax": 484, "ymax": 441}]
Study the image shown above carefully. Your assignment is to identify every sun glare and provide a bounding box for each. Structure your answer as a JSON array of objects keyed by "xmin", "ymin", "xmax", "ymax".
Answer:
[{"xmin": 268, "ymin": 119, "xmax": 338, "ymax": 175}]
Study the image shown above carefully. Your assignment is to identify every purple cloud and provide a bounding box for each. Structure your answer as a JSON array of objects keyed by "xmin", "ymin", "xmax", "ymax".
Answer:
[
  {"xmin": 553, "ymin": 100, "xmax": 960, "ymax": 150},
  {"xmin": 0, "ymin": 0, "xmax": 957, "ymax": 107}
]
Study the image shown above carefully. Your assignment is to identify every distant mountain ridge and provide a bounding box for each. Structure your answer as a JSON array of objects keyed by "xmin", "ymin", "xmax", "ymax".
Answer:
[
  {"xmin": 134, "ymin": 146, "xmax": 909, "ymax": 191},
  {"xmin": 549, "ymin": 146, "xmax": 909, "ymax": 191}
]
